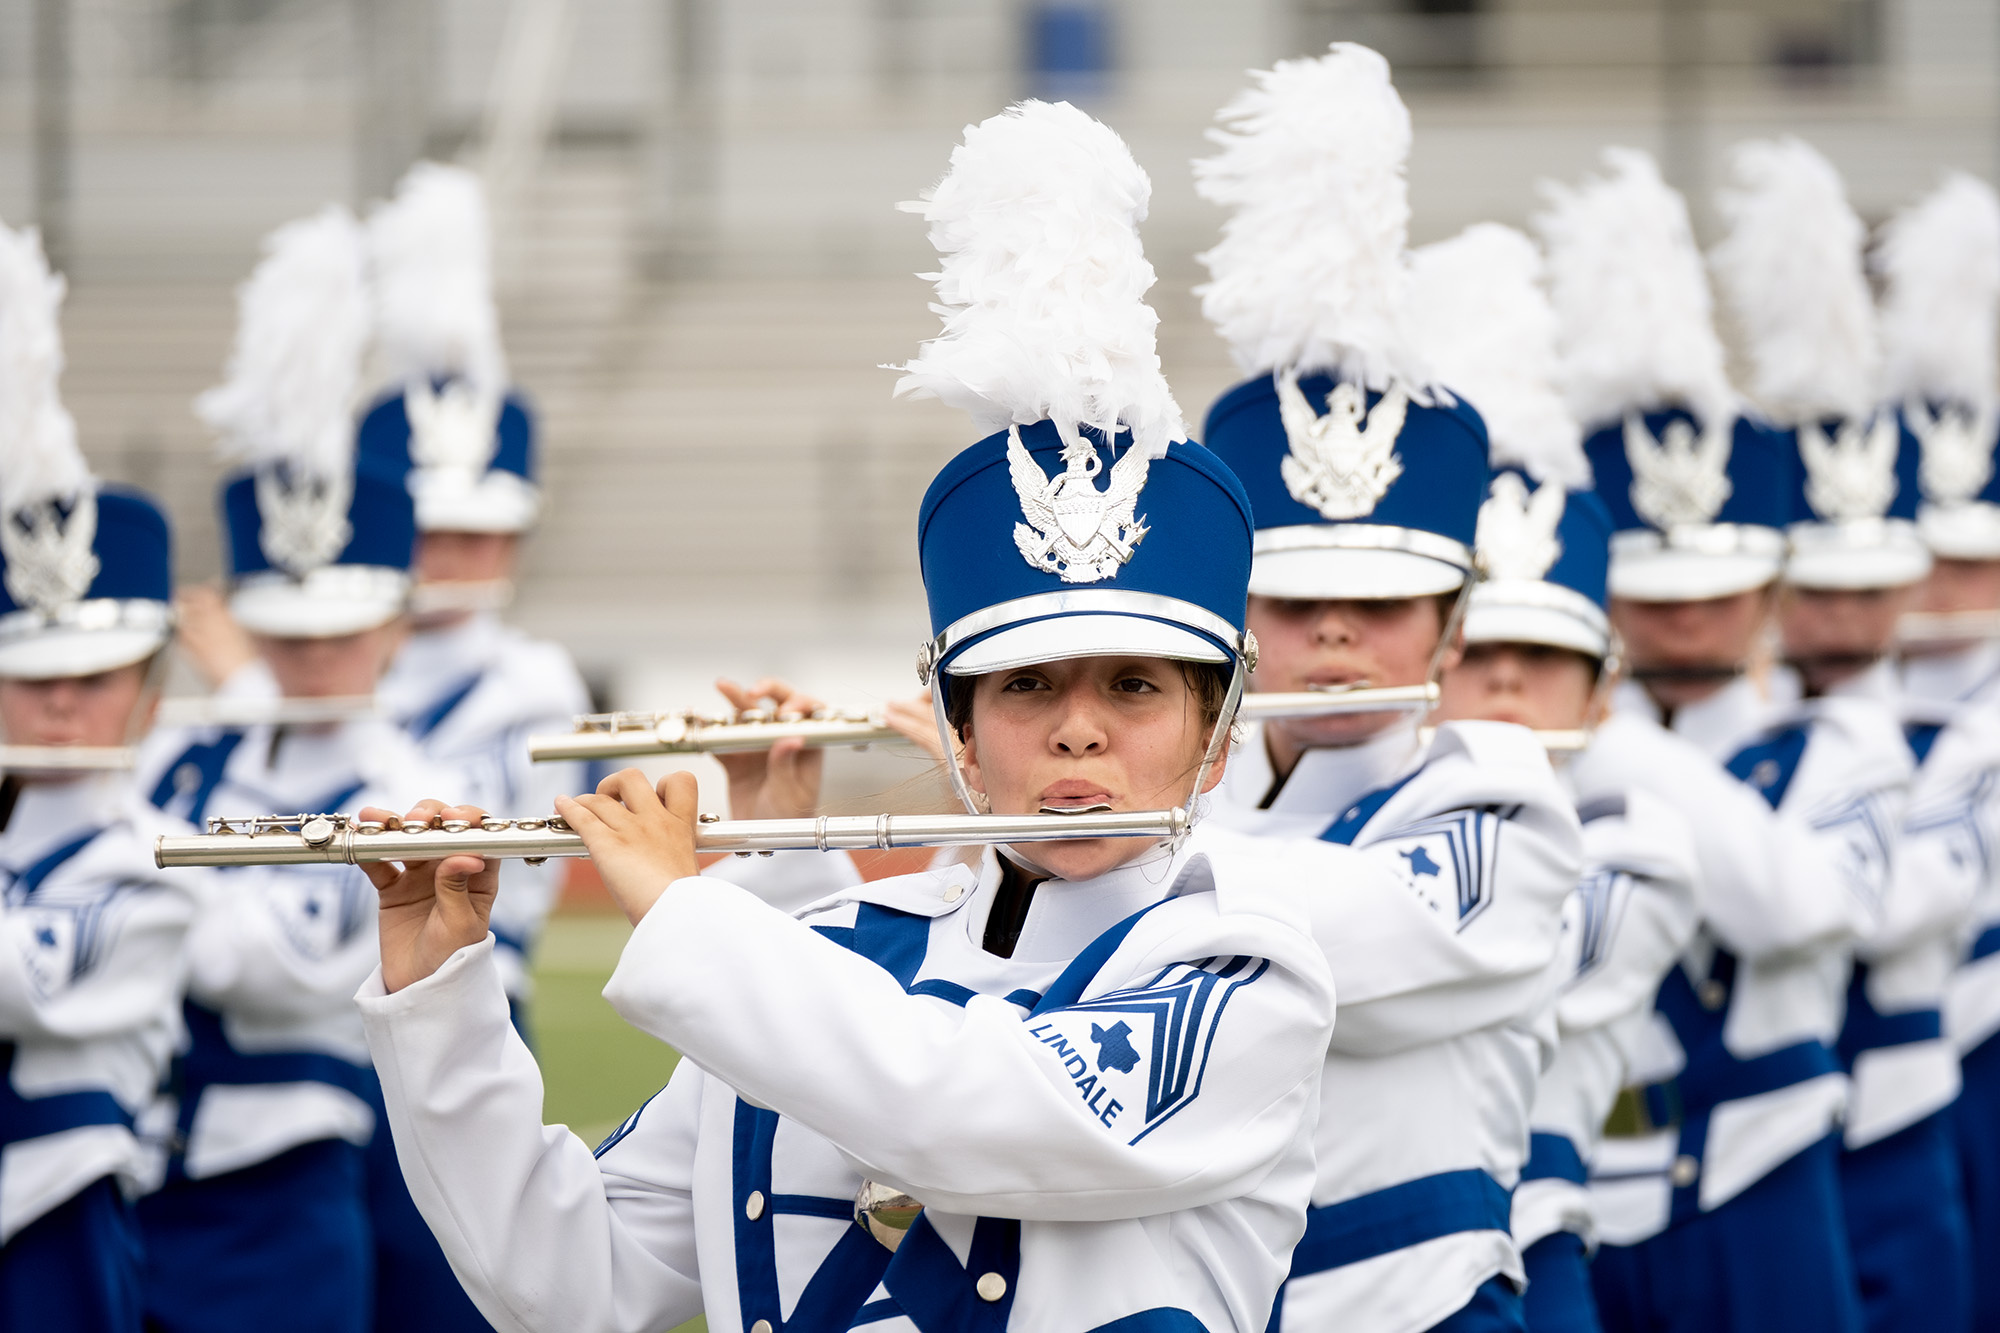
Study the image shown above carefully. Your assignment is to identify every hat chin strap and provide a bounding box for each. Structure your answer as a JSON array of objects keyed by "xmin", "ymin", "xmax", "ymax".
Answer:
[{"xmin": 928, "ymin": 649, "xmax": 1252, "ymax": 879}]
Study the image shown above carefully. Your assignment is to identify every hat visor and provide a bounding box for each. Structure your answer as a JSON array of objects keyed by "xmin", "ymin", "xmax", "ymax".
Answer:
[
  {"xmin": 1608, "ymin": 550, "xmax": 1780, "ymax": 603},
  {"xmin": 1463, "ymin": 602, "xmax": 1609, "ymax": 660},
  {"xmin": 1784, "ymin": 546, "xmax": 1933, "ymax": 591},
  {"xmin": 0, "ymin": 627, "xmax": 169, "ymax": 681},
  {"xmin": 1249, "ymin": 548, "xmax": 1467, "ymax": 601},
  {"xmin": 1918, "ymin": 504, "xmax": 2000, "ymax": 562},
  {"xmin": 230, "ymin": 571, "xmax": 409, "ymax": 639},
  {"xmin": 945, "ymin": 613, "xmax": 1229, "ymax": 676},
  {"xmin": 412, "ymin": 469, "xmax": 540, "ymax": 534}
]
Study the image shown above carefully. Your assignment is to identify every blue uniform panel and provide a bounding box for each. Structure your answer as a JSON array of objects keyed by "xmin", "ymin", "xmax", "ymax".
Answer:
[
  {"xmin": 1839, "ymin": 1111, "xmax": 1970, "ymax": 1333},
  {"xmin": 0, "ymin": 1175, "xmax": 142, "ymax": 1333},
  {"xmin": 1521, "ymin": 1232, "xmax": 1601, "ymax": 1333},
  {"xmin": 139, "ymin": 1138, "xmax": 370, "ymax": 1333},
  {"xmin": 1591, "ymin": 1135, "xmax": 1861, "ymax": 1333},
  {"xmin": 1955, "ymin": 1034, "xmax": 2000, "ymax": 1329},
  {"xmin": 1428, "ymin": 1276, "xmax": 1528, "ymax": 1333}
]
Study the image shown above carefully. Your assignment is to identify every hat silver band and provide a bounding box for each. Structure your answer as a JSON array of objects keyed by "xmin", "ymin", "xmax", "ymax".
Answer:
[
  {"xmin": 1254, "ymin": 523, "xmax": 1475, "ymax": 573},
  {"xmin": 0, "ymin": 597, "xmax": 174, "ymax": 646},
  {"xmin": 919, "ymin": 590, "xmax": 1250, "ymax": 684},
  {"xmin": 1611, "ymin": 523, "xmax": 1786, "ymax": 562}
]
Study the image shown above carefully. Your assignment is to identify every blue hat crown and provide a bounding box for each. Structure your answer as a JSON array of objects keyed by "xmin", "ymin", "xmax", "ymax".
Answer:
[
  {"xmin": 918, "ymin": 420, "xmax": 1253, "ymax": 682},
  {"xmin": 1777, "ymin": 408, "xmax": 1930, "ymax": 589},
  {"xmin": 356, "ymin": 377, "xmax": 538, "ymax": 533},
  {"xmin": 1465, "ymin": 470, "xmax": 1613, "ymax": 658},
  {"xmin": 0, "ymin": 486, "xmax": 175, "ymax": 678}
]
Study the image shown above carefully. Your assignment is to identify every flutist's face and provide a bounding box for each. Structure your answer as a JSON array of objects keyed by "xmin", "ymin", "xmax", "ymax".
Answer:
[
  {"xmin": 1437, "ymin": 641, "xmax": 1599, "ymax": 732},
  {"xmin": 961, "ymin": 655, "xmax": 1224, "ymax": 881},
  {"xmin": 0, "ymin": 663, "xmax": 152, "ymax": 752},
  {"xmin": 257, "ymin": 623, "xmax": 404, "ymax": 700},
  {"xmin": 1247, "ymin": 594, "xmax": 1456, "ymax": 761}
]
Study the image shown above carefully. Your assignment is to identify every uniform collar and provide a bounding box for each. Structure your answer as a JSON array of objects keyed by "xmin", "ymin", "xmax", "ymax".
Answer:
[
  {"xmin": 1220, "ymin": 715, "xmax": 1425, "ymax": 817},
  {"xmin": 1902, "ymin": 640, "xmax": 2000, "ymax": 706},
  {"xmin": 380, "ymin": 612, "xmax": 502, "ymax": 709},
  {"xmin": 0, "ymin": 772, "xmax": 124, "ymax": 869},
  {"xmin": 1616, "ymin": 673, "xmax": 1771, "ymax": 758},
  {"xmin": 960, "ymin": 837, "xmax": 1195, "ymax": 966}
]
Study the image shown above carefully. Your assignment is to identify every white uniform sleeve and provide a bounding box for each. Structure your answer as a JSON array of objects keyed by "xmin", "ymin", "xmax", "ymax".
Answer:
[
  {"xmin": 1781, "ymin": 701, "xmax": 1909, "ymax": 952},
  {"xmin": 1568, "ymin": 713, "xmax": 1857, "ymax": 961},
  {"xmin": 186, "ymin": 863, "xmax": 382, "ymax": 1022},
  {"xmin": 358, "ymin": 938, "xmax": 704, "ymax": 1333},
  {"xmin": 700, "ymin": 849, "xmax": 864, "ymax": 915},
  {"xmin": 1874, "ymin": 721, "xmax": 2000, "ymax": 958},
  {"xmin": 604, "ymin": 877, "xmax": 1333, "ymax": 1222},
  {"xmin": 1552, "ymin": 788, "xmax": 1703, "ymax": 1034},
  {"xmin": 0, "ymin": 845, "xmax": 199, "ymax": 1042},
  {"xmin": 1312, "ymin": 723, "xmax": 1581, "ymax": 1055}
]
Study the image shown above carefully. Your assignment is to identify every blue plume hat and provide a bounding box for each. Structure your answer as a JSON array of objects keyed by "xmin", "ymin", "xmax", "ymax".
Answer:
[
  {"xmin": 355, "ymin": 379, "xmax": 539, "ymax": 533},
  {"xmin": 917, "ymin": 421, "xmax": 1254, "ymax": 694},
  {"xmin": 1463, "ymin": 471, "xmax": 1611, "ymax": 659},
  {"xmin": 1203, "ymin": 370, "xmax": 1488, "ymax": 599},
  {"xmin": 1585, "ymin": 409, "xmax": 1791, "ymax": 601},
  {"xmin": 219, "ymin": 459, "xmax": 415, "ymax": 638},
  {"xmin": 0, "ymin": 486, "xmax": 175, "ymax": 680},
  {"xmin": 1778, "ymin": 410, "xmax": 1930, "ymax": 590}
]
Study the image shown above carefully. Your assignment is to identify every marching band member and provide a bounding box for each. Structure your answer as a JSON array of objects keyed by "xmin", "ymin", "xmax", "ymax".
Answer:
[
  {"xmin": 1706, "ymin": 139, "xmax": 1953, "ymax": 1333},
  {"xmin": 1876, "ymin": 174, "xmax": 2000, "ymax": 1329},
  {"xmin": 1194, "ymin": 46, "xmax": 1584, "ymax": 1333},
  {"xmin": 1548, "ymin": 145, "xmax": 1864, "ymax": 1333},
  {"xmin": 353, "ymin": 99, "xmax": 1341, "ymax": 1333},
  {"xmin": 135, "ymin": 208, "xmax": 472, "ymax": 1333},
  {"xmin": 1411, "ymin": 222, "xmax": 1702, "ymax": 1333},
  {"xmin": 357, "ymin": 163, "xmax": 590, "ymax": 1033},
  {"xmin": 0, "ymin": 223, "xmax": 199, "ymax": 1332}
]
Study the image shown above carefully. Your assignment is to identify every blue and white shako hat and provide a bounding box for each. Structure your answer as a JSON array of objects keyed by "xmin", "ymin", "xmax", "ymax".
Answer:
[
  {"xmin": 1875, "ymin": 173, "xmax": 2000, "ymax": 561},
  {"xmin": 0, "ymin": 222, "xmax": 173, "ymax": 680},
  {"xmin": 1710, "ymin": 137, "xmax": 1929, "ymax": 591},
  {"xmin": 1408, "ymin": 223, "xmax": 1612, "ymax": 659},
  {"xmin": 357, "ymin": 163, "xmax": 536, "ymax": 534},
  {"xmin": 1539, "ymin": 147, "xmax": 1786, "ymax": 603},
  {"xmin": 895, "ymin": 101, "xmax": 1253, "ymax": 694},
  {"xmin": 1193, "ymin": 44, "xmax": 1487, "ymax": 600},
  {"xmin": 202, "ymin": 207, "xmax": 414, "ymax": 638}
]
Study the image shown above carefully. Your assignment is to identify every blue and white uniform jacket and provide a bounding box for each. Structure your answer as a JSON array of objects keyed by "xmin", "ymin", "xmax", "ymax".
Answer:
[
  {"xmin": 139, "ymin": 717, "xmax": 462, "ymax": 1181},
  {"xmin": 357, "ymin": 825, "xmax": 1338, "ymax": 1333},
  {"xmin": 377, "ymin": 612, "xmax": 591, "ymax": 998},
  {"xmin": 1904, "ymin": 642, "xmax": 2000, "ymax": 1060},
  {"xmin": 1588, "ymin": 675, "xmax": 1894, "ymax": 1241},
  {"xmin": 0, "ymin": 774, "xmax": 200, "ymax": 1241},
  {"xmin": 1512, "ymin": 716, "xmax": 1701, "ymax": 1256},
  {"xmin": 1210, "ymin": 719, "xmax": 1582, "ymax": 1333}
]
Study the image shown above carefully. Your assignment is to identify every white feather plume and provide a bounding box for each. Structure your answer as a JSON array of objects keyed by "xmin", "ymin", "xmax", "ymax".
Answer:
[
  {"xmin": 1709, "ymin": 136, "xmax": 1878, "ymax": 424},
  {"xmin": 1408, "ymin": 223, "xmax": 1588, "ymax": 488},
  {"xmin": 1193, "ymin": 43, "xmax": 1428, "ymax": 390},
  {"xmin": 199, "ymin": 206, "xmax": 370, "ymax": 480},
  {"xmin": 891, "ymin": 100, "xmax": 1185, "ymax": 457},
  {"xmin": 367, "ymin": 162, "xmax": 507, "ymax": 393},
  {"xmin": 0, "ymin": 221, "xmax": 87, "ymax": 515},
  {"xmin": 1875, "ymin": 172, "xmax": 2000, "ymax": 411},
  {"xmin": 1535, "ymin": 147, "xmax": 1735, "ymax": 432}
]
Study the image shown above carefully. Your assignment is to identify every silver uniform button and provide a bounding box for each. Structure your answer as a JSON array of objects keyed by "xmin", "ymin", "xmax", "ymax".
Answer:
[
  {"xmin": 1698, "ymin": 979, "xmax": 1727, "ymax": 1011},
  {"xmin": 750, "ymin": 1321, "xmax": 773, "ymax": 1333},
  {"xmin": 1670, "ymin": 1155, "xmax": 1700, "ymax": 1188},
  {"xmin": 745, "ymin": 1190, "xmax": 766, "ymax": 1221},
  {"xmin": 943, "ymin": 884, "xmax": 964, "ymax": 904},
  {"xmin": 976, "ymin": 1272, "xmax": 1007, "ymax": 1302}
]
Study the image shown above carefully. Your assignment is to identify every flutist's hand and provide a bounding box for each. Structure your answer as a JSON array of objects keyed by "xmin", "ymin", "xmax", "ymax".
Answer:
[
  {"xmin": 556, "ymin": 769, "xmax": 702, "ymax": 925},
  {"xmin": 713, "ymin": 677, "xmax": 826, "ymax": 819},
  {"xmin": 361, "ymin": 801, "xmax": 501, "ymax": 994}
]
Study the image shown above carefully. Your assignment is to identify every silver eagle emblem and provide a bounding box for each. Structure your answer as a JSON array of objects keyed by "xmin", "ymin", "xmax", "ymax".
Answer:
[
  {"xmin": 255, "ymin": 461, "xmax": 353, "ymax": 577},
  {"xmin": 0, "ymin": 489, "xmax": 100, "ymax": 616},
  {"xmin": 1906, "ymin": 400, "xmax": 1996, "ymax": 507},
  {"xmin": 1798, "ymin": 414, "xmax": 1900, "ymax": 521},
  {"xmin": 1623, "ymin": 412, "xmax": 1734, "ymax": 530},
  {"xmin": 1275, "ymin": 368, "xmax": 1408, "ymax": 520},
  {"xmin": 1008, "ymin": 425, "xmax": 1151, "ymax": 584},
  {"xmin": 406, "ymin": 378, "xmax": 502, "ymax": 476},
  {"xmin": 1476, "ymin": 471, "xmax": 1567, "ymax": 581}
]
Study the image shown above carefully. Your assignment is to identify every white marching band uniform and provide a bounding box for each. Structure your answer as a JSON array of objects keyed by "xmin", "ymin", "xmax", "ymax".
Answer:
[
  {"xmin": 1212, "ymin": 721, "xmax": 1581, "ymax": 1333},
  {"xmin": 1, "ymin": 776, "xmax": 200, "ymax": 1240},
  {"xmin": 359, "ymin": 829, "xmax": 1336, "ymax": 1333},
  {"xmin": 1912, "ymin": 648, "xmax": 2000, "ymax": 1058}
]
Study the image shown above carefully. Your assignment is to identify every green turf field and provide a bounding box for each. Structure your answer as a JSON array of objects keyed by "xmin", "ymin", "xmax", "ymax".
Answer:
[{"xmin": 529, "ymin": 911, "xmax": 704, "ymax": 1333}]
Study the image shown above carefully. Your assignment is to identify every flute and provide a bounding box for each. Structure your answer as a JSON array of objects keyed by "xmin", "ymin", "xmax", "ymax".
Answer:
[
  {"xmin": 526, "ymin": 683, "xmax": 1443, "ymax": 763},
  {"xmin": 154, "ymin": 807, "xmax": 1191, "ymax": 869},
  {"xmin": 1897, "ymin": 609, "xmax": 2000, "ymax": 651},
  {"xmin": 0, "ymin": 746, "xmax": 137, "ymax": 773},
  {"xmin": 155, "ymin": 695, "xmax": 379, "ymax": 729}
]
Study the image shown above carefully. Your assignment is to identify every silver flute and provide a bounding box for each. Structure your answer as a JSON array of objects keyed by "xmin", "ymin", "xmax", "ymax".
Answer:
[
  {"xmin": 0, "ymin": 745, "xmax": 137, "ymax": 773},
  {"xmin": 526, "ymin": 683, "xmax": 1442, "ymax": 763},
  {"xmin": 155, "ymin": 695, "xmax": 378, "ymax": 729},
  {"xmin": 1897, "ymin": 609, "xmax": 2000, "ymax": 651},
  {"xmin": 154, "ymin": 807, "xmax": 1190, "ymax": 869}
]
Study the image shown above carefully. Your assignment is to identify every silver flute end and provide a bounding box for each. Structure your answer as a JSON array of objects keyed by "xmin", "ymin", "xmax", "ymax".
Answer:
[
  {"xmin": 527, "ymin": 711, "xmax": 906, "ymax": 762},
  {"xmin": 154, "ymin": 807, "xmax": 1191, "ymax": 869}
]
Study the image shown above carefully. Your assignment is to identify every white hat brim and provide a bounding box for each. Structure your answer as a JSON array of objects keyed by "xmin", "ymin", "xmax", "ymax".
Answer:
[
  {"xmin": 946, "ymin": 613, "xmax": 1229, "ymax": 676},
  {"xmin": 1249, "ymin": 548, "xmax": 1467, "ymax": 601}
]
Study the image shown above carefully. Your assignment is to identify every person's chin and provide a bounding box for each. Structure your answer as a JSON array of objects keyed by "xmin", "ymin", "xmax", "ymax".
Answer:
[
  {"xmin": 1279, "ymin": 711, "xmax": 1402, "ymax": 749},
  {"xmin": 1027, "ymin": 838, "xmax": 1143, "ymax": 883}
]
